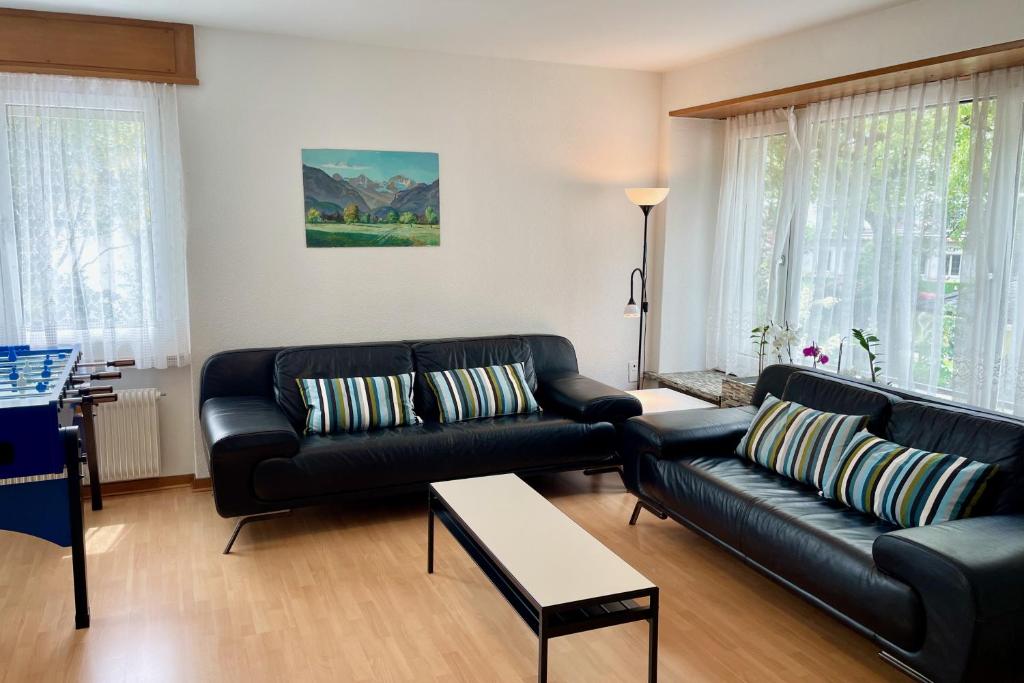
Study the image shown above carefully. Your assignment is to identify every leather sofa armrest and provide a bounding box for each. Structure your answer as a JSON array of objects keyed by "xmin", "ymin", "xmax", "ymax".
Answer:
[
  {"xmin": 872, "ymin": 515, "xmax": 1024, "ymax": 682},
  {"xmin": 537, "ymin": 373, "xmax": 642, "ymax": 423},
  {"xmin": 621, "ymin": 407, "xmax": 754, "ymax": 460},
  {"xmin": 202, "ymin": 396, "xmax": 300, "ymax": 454},
  {"xmin": 201, "ymin": 396, "xmax": 301, "ymax": 517}
]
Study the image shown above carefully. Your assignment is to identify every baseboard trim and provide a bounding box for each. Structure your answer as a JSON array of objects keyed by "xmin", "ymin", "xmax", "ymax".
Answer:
[
  {"xmin": 82, "ymin": 473, "xmax": 208, "ymax": 499},
  {"xmin": 191, "ymin": 477, "xmax": 212, "ymax": 491}
]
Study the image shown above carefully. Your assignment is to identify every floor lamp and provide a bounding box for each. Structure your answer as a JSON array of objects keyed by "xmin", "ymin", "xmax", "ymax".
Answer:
[{"xmin": 624, "ymin": 187, "xmax": 670, "ymax": 390}]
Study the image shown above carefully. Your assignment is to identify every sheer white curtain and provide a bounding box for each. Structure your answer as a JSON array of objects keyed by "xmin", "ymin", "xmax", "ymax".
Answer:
[
  {"xmin": 708, "ymin": 67, "xmax": 1024, "ymax": 414},
  {"xmin": 955, "ymin": 67, "xmax": 1024, "ymax": 411},
  {"xmin": 0, "ymin": 73, "xmax": 190, "ymax": 369},
  {"xmin": 707, "ymin": 109, "xmax": 797, "ymax": 376},
  {"xmin": 791, "ymin": 77, "xmax": 966, "ymax": 390}
]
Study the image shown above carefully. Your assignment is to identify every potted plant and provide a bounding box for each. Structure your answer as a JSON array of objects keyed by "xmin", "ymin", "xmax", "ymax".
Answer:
[{"xmin": 851, "ymin": 328, "xmax": 883, "ymax": 382}]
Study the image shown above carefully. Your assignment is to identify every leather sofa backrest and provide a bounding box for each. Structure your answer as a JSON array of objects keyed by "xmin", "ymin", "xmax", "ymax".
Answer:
[
  {"xmin": 752, "ymin": 364, "xmax": 798, "ymax": 407},
  {"xmin": 888, "ymin": 400, "xmax": 1024, "ymax": 514},
  {"xmin": 521, "ymin": 334, "xmax": 579, "ymax": 380},
  {"xmin": 199, "ymin": 333, "xmax": 576, "ymax": 424},
  {"xmin": 273, "ymin": 342, "xmax": 415, "ymax": 427},
  {"xmin": 781, "ymin": 371, "xmax": 900, "ymax": 437},
  {"xmin": 411, "ymin": 335, "xmax": 536, "ymax": 421},
  {"xmin": 199, "ymin": 347, "xmax": 282, "ymax": 405}
]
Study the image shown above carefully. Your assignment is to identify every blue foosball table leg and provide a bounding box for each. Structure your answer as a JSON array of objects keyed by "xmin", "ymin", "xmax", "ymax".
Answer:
[{"xmin": 60, "ymin": 427, "xmax": 90, "ymax": 629}]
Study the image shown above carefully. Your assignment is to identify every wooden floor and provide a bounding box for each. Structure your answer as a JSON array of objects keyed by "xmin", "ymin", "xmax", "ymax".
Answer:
[{"xmin": 0, "ymin": 472, "xmax": 906, "ymax": 682}]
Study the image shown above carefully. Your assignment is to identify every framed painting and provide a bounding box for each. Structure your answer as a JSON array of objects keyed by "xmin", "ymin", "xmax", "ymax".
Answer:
[{"xmin": 302, "ymin": 148, "xmax": 440, "ymax": 247}]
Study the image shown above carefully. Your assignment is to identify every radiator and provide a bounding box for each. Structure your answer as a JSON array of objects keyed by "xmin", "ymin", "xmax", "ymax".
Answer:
[{"xmin": 88, "ymin": 388, "xmax": 162, "ymax": 483}]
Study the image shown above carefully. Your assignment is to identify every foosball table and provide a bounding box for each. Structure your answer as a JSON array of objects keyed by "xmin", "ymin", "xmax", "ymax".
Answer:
[{"xmin": 0, "ymin": 344, "xmax": 135, "ymax": 629}]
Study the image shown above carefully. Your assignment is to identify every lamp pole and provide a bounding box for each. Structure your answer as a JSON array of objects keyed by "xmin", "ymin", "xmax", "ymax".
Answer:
[
  {"xmin": 636, "ymin": 205, "xmax": 651, "ymax": 390},
  {"xmin": 623, "ymin": 188, "xmax": 668, "ymax": 391}
]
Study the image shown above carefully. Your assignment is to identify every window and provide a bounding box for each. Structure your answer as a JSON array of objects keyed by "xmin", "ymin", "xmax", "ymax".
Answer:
[
  {"xmin": 0, "ymin": 73, "xmax": 189, "ymax": 369},
  {"xmin": 708, "ymin": 67, "xmax": 1024, "ymax": 413},
  {"xmin": 945, "ymin": 252, "xmax": 962, "ymax": 279}
]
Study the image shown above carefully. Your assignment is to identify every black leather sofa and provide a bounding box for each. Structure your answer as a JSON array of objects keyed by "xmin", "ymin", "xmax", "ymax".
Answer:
[
  {"xmin": 621, "ymin": 365, "xmax": 1024, "ymax": 683},
  {"xmin": 200, "ymin": 334, "xmax": 640, "ymax": 545}
]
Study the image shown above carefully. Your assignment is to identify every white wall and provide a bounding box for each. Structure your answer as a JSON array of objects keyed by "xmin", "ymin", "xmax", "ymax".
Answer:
[
  {"xmin": 647, "ymin": 118, "xmax": 723, "ymax": 374},
  {"xmin": 176, "ymin": 28, "xmax": 662, "ymax": 475},
  {"xmin": 653, "ymin": 0, "xmax": 1024, "ymax": 373}
]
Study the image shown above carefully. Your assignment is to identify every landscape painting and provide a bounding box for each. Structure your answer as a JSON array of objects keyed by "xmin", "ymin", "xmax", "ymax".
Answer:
[{"xmin": 302, "ymin": 148, "xmax": 440, "ymax": 247}]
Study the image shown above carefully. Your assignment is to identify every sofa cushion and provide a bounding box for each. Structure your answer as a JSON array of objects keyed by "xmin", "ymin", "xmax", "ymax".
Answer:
[
  {"xmin": 297, "ymin": 372, "xmax": 421, "ymax": 434},
  {"xmin": 411, "ymin": 336, "xmax": 536, "ymax": 420},
  {"xmin": 251, "ymin": 413, "xmax": 614, "ymax": 501},
  {"xmin": 635, "ymin": 453, "xmax": 924, "ymax": 650},
  {"xmin": 274, "ymin": 343, "xmax": 414, "ymax": 427},
  {"xmin": 823, "ymin": 432, "xmax": 998, "ymax": 528},
  {"xmin": 887, "ymin": 400, "xmax": 1024, "ymax": 514},
  {"xmin": 736, "ymin": 394, "xmax": 868, "ymax": 489},
  {"xmin": 781, "ymin": 371, "xmax": 898, "ymax": 436},
  {"xmin": 424, "ymin": 362, "xmax": 540, "ymax": 423}
]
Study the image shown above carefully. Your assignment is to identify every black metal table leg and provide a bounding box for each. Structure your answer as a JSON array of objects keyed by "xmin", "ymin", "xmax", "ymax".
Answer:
[
  {"xmin": 427, "ymin": 491, "xmax": 435, "ymax": 574},
  {"xmin": 648, "ymin": 589, "xmax": 659, "ymax": 682},
  {"xmin": 61, "ymin": 427, "xmax": 90, "ymax": 629},
  {"xmin": 538, "ymin": 612, "xmax": 548, "ymax": 683}
]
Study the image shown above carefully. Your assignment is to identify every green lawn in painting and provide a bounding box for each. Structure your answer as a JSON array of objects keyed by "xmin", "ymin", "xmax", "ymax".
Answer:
[{"xmin": 305, "ymin": 223, "xmax": 440, "ymax": 248}]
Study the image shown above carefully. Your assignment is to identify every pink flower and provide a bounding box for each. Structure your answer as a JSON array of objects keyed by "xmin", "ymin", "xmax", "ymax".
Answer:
[
  {"xmin": 818, "ymin": 354, "xmax": 829, "ymax": 365},
  {"xmin": 802, "ymin": 345, "xmax": 819, "ymax": 358}
]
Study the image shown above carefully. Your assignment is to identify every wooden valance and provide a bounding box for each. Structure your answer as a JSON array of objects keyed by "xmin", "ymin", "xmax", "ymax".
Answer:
[
  {"xmin": 0, "ymin": 8, "xmax": 198, "ymax": 85},
  {"xmin": 670, "ymin": 39, "xmax": 1024, "ymax": 119}
]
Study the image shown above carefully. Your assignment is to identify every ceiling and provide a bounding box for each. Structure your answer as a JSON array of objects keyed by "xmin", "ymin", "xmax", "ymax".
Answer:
[{"xmin": 9, "ymin": 0, "xmax": 910, "ymax": 72}]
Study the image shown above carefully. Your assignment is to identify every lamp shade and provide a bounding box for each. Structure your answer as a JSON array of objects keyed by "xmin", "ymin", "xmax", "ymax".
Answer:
[
  {"xmin": 623, "ymin": 301, "xmax": 641, "ymax": 318},
  {"xmin": 625, "ymin": 187, "xmax": 670, "ymax": 207}
]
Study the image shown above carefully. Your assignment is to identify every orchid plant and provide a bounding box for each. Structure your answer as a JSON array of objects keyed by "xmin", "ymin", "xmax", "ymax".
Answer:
[
  {"xmin": 751, "ymin": 320, "xmax": 800, "ymax": 372},
  {"xmin": 770, "ymin": 321, "xmax": 799, "ymax": 364},
  {"xmin": 802, "ymin": 341, "xmax": 829, "ymax": 368}
]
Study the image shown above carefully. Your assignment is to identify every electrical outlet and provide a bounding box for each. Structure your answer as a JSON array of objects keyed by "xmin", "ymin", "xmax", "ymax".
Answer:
[{"xmin": 627, "ymin": 361, "xmax": 639, "ymax": 384}]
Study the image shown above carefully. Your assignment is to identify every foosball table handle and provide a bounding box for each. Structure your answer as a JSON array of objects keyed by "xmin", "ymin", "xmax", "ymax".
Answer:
[
  {"xmin": 76, "ymin": 359, "xmax": 135, "ymax": 369},
  {"xmin": 71, "ymin": 371, "xmax": 122, "ymax": 384},
  {"xmin": 67, "ymin": 385, "xmax": 114, "ymax": 397}
]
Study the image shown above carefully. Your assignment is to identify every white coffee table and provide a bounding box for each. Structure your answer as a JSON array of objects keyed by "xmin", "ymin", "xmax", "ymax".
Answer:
[
  {"xmin": 628, "ymin": 387, "xmax": 716, "ymax": 413},
  {"xmin": 428, "ymin": 474, "xmax": 659, "ymax": 682}
]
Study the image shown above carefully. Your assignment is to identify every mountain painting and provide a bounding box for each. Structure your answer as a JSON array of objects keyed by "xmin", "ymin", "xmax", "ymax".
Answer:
[{"xmin": 302, "ymin": 149, "xmax": 440, "ymax": 247}]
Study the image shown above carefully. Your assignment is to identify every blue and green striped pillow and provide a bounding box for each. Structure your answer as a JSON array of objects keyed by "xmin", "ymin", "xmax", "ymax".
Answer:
[
  {"xmin": 297, "ymin": 372, "xmax": 422, "ymax": 434},
  {"xmin": 737, "ymin": 394, "xmax": 869, "ymax": 489},
  {"xmin": 822, "ymin": 432, "xmax": 997, "ymax": 528},
  {"xmin": 424, "ymin": 362, "xmax": 540, "ymax": 423}
]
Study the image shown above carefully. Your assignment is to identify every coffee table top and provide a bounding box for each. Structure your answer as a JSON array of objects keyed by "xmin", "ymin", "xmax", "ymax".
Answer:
[
  {"xmin": 628, "ymin": 387, "xmax": 716, "ymax": 413},
  {"xmin": 430, "ymin": 474, "xmax": 654, "ymax": 608}
]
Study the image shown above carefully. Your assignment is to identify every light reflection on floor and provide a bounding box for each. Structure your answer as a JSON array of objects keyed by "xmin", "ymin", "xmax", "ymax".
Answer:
[{"xmin": 60, "ymin": 523, "xmax": 127, "ymax": 557}]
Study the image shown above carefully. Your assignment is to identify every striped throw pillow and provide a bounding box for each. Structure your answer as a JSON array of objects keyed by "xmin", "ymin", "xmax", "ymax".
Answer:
[
  {"xmin": 297, "ymin": 372, "xmax": 422, "ymax": 434},
  {"xmin": 737, "ymin": 394, "xmax": 869, "ymax": 489},
  {"xmin": 424, "ymin": 362, "xmax": 540, "ymax": 423},
  {"xmin": 822, "ymin": 432, "xmax": 997, "ymax": 528}
]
